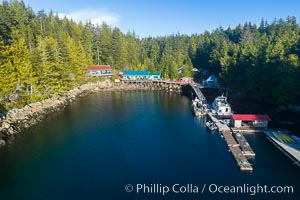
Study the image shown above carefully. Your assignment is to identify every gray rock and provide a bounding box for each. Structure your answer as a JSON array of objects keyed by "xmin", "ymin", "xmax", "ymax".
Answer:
[
  {"xmin": 2, "ymin": 122, "xmax": 10, "ymax": 129},
  {"xmin": 8, "ymin": 127, "xmax": 16, "ymax": 135}
]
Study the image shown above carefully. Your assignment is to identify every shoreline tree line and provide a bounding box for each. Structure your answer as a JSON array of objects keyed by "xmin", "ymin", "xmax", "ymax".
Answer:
[{"xmin": 0, "ymin": 0, "xmax": 299, "ymax": 111}]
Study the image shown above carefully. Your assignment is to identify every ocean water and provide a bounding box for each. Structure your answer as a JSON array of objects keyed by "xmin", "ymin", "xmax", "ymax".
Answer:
[{"xmin": 0, "ymin": 91, "xmax": 299, "ymax": 200}]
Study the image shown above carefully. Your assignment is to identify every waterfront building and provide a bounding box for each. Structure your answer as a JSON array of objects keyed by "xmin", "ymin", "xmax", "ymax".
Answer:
[
  {"xmin": 149, "ymin": 72, "xmax": 161, "ymax": 80},
  {"xmin": 122, "ymin": 70, "xmax": 149, "ymax": 80},
  {"xmin": 122, "ymin": 71, "xmax": 161, "ymax": 80},
  {"xmin": 180, "ymin": 77, "xmax": 193, "ymax": 84},
  {"xmin": 88, "ymin": 65, "xmax": 113, "ymax": 76},
  {"xmin": 231, "ymin": 114, "xmax": 271, "ymax": 128}
]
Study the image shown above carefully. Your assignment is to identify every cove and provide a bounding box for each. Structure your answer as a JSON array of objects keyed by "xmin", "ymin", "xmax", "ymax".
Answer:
[{"xmin": 0, "ymin": 91, "xmax": 299, "ymax": 200}]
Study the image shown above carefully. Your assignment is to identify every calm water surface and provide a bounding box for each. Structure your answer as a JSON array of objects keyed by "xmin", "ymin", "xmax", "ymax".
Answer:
[{"xmin": 0, "ymin": 91, "xmax": 299, "ymax": 200}]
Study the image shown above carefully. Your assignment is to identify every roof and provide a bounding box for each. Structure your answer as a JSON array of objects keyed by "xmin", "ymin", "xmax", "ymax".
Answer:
[
  {"xmin": 149, "ymin": 72, "xmax": 161, "ymax": 76},
  {"xmin": 88, "ymin": 65, "xmax": 112, "ymax": 70},
  {"xmin": 178, "ymin": 66, "xmax": 184, "ymax": 70},
  {"xmin": 206, "ymin": 75, "xmax": 217, "ymax": 81},
  {"xmin": 232, "ymin": 114, "xmax": 271, "ymax": 121},
  {"xmin": 123, "ymin": 70, "xmax": 150, "ymax": 76}
]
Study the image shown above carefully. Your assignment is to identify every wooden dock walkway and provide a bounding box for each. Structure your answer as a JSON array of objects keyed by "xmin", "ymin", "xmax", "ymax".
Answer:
[
  {"xmin": 233, "ymin": 132, "xmax": 256, "ymax": 157},
  {"xmin": 188, "ymin": 83, "xmax": 207, "ymax": 102},
  {"xmin": 232, "ymin": 127, "xmax": 266, "ymax": 133},
  {"xmin": 208, "ymin": 113, "xmax": 253, "ymax": 171},
  {"xmin": 186, "ymin": 81, "xmax": 254, "ymax": 171}
]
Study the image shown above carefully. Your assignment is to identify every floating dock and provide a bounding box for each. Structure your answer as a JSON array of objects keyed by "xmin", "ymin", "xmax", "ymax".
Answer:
[
  {"xmin": 233, "ymin": 132, "xmax": 256, "ymax": 157},
  {"xmin": 264, "ymin": 130, "xmax": 300, "ymax": 166},
  {"xmin": 232, "ymin": 127, "xmax": 265, "ymax": 133},
  {"xmin": 209, "ymin": 113, "xmax": 253, "ymax": 171},
  {"xmin": 189, "ymin": 83, "xmax": 253, "ymax": 171}
]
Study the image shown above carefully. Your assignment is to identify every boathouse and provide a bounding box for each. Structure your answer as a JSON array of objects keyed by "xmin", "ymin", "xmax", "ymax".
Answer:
[
  {"xmin": 88, "ymin": 65, "xmax": 113, "ymax": 76},
  {"xmin": 231, "ymin": 114, "xmax": 271, "ymax": 128}
]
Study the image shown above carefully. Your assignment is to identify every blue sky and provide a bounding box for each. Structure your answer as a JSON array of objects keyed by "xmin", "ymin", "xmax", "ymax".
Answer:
[{"xmin": 20, "ymin": 0, "xmax": 300, "ymax": 37}]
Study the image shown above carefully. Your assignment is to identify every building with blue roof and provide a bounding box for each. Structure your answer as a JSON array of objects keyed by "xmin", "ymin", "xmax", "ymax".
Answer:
[
  {"xmin": 203, "ymin": 75, "xmax": 218, "ymax": 86},
  {"xmin": 122, "ymin": 70, "xmax": 161, "ymax": 80}
]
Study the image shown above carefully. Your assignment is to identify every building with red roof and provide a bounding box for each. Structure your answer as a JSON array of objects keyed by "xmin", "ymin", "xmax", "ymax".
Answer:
[
  {"xmin": 88, "ymin": 65, "xmax": 113, "ymax": 76},
  {"xmin": 231, "ymin": 114, "xmax": 271, "ymax": 128}
]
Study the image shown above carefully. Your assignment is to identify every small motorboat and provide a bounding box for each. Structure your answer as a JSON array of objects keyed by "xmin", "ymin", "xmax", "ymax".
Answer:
[
  {"xmin": 206, "ymin": 121, "xmax": 217, "ymax": 131},
  {"xmin": 192, "ymin": 98, "xmax": 205, "ymax": 117}
]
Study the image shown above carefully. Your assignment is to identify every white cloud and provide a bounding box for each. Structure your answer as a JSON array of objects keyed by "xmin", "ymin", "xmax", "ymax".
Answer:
[{"xmin": 57, "ymin": 8, "xmax": 119, "ymax": 26}]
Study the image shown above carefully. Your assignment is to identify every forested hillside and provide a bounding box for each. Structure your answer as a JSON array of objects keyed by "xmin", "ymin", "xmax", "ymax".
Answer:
[{"xmin": 0, "ymin": 0, "xmax": 300, "ymax": 111}]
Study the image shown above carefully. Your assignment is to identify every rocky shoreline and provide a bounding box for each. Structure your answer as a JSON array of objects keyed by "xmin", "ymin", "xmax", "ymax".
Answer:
[{"xmin": 0, "ymin": 80, "xmax": 182, "ymax": 146}]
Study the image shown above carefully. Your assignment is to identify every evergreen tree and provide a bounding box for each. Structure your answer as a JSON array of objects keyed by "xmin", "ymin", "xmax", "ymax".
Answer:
[
  {"xmin": 0, "ymin": 1, "xmax": 300, "ymax": 108},
  {"xmin": 98, "ymin": 23, "xmax": 112, "ymax": 65}
]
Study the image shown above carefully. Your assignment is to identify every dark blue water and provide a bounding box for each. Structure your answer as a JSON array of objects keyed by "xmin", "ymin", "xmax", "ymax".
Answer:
[{"xmin": 0, "ymin": 91, "xmax": 299, "ymax": 200}]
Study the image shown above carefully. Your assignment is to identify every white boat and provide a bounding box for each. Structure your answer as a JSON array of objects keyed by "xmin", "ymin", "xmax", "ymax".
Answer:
[
  {"xmin": 206, "ymin": 121, "xmax": 217, "ymax": 131},
  {"xmin": 212, "ymin": 94, "xmax": 232, "ymax": 117},
  {"xmin": 192, "ymin": 101, "xmax": 204, "ymax": 117},
  {"xmin": 192, "ymin": 97, "xmax": 206, "ymax": 117}
]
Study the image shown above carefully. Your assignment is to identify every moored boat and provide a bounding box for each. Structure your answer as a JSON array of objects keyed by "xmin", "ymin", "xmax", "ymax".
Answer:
[
  {"xmin": 192, "ymin": 97, "xmax": 206, "ymax": 117},
  {"xmin": 206, "ymin": 121, "xmax": 217, "ymax": 131},
  {"xmin": 212, "ymin": 94, "xmax": 232, "ymax": 117},
  {"xmin": 192, "ymin": 102, "xmax": 203, "ymax": 117},
  {"xmin": 264, "ymin": 130, "xmax": 300, "ymax": 166}
]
